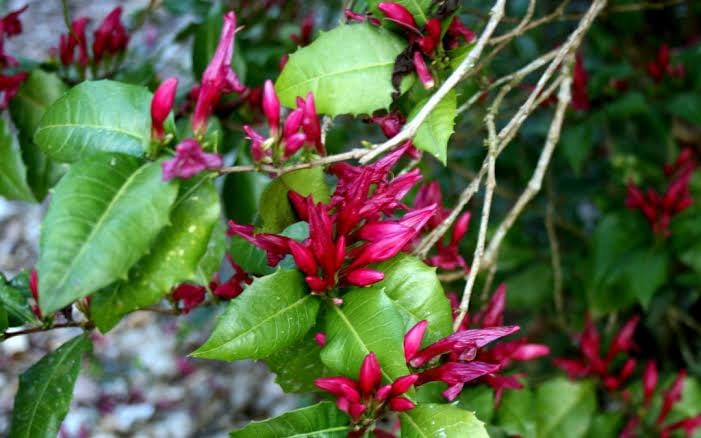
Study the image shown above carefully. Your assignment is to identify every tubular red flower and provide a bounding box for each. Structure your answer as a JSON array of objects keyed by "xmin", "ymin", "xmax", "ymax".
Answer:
[
  {"xmin": 262, "ymin": 79, "xmax": 280, "ymax": 135},
  {"xmin": 447, "ymin": 17, "xmax": 476, "ymax": 45},
  {"xmin": 0, "ymin": 72, "xmax": 28, "ymax": 109},
  {"xmin": 0, "ymin": 5, "xmax": 28, "ymax": 38},
  {"xmin": 192, "ymin": 11, "xmax": 245, "ymax": 135},
  {"xmin": 359, "ymin": 352, "xmax": 382, "ymax": 394},
  {"xmin": 172, "ymin": 284, "xmax": 206, "ymax": 313},
  {"xmin": 288, "ymin": 191, "xmax": 309, "ymax": 221},
  {"xmin": 416, "ymin": 361, "xmax": 500, "ymax": 395},
  {"xmin": 391, "ymin": 374, "xmax": 418, "ymax": 395},
  {"xmin": 92, "ymin": 7, "xmax": 129, "ymax": 64},
  {"xmin": 288, "ymin": 240, "xmax": 318, "ymax": 276},
  {"xmin": 413, "ymin": 52, "xmax": 434, "ymax": 89},
  {"xmin": 643, "ymin": 360, "xmax": 658, "ymax": 407},
  {"xmin": 314, "ymin": 332, "xmax": 327, "ymax": 347},
  {"xmin": 403, "ymin": 320, "xmax": 428, "ymax": 363},
  {"xmin": 571, "ymin": 53, "xmax": 589, "ymax": 111},
  {"xmin": 297, "ymin": 92, "xmax": 323, "ymax": 154},
  {"xmin": 315, "ymin": 376, "xmax": 361, "ymax": 403},
  {"xmin": 151, "ymin": 77, "xmax": 178, "ymax": 139},
  {"xmin": 451, "ymin": 212, "xmax": 471, "ymax": 245},
  {"xmin": 418, "ymin": 18, "xmax": 441, "ymax": 55},
  {"xmin": 510, "ymin": 343, "xmax": 550, "ymax": 361},
  {"xmin": 371, "ymin": 111, "xmax": 405, "ymax": 138},
  {"xmin": 606, "ymin": 315, "xmax": 639, "ymax": 360},
  {"xmin": 388, "ymin": 397, "xmax": 415, "ymax": 412},
  {"xmin": 377, "ymin": 2, "xmax": 419, "ymax": 33},
  {"xmin": 345, "ymin": 268, "xmax": 384, "ymax": 287},
  {"xmin": 290, "ymin": 15, "xmax": 314, "ymax": 46},
  {"xmin": 657, "ymin": 369, "xmax": 687, "ymax": 425},
  {"xmin": 161, "ymin": 139, "xmax": 223, "ymax": 180},
  {"xmin": 243, "ymin": 125, "xmax": 268, "ymax": 162},
  {"xmin": 479, "ymin": 283, "xmax": 506, "ymax": 328},
  {"xmin": 283, "ymin": 108, "xmax": 305, "ymax": 139}
]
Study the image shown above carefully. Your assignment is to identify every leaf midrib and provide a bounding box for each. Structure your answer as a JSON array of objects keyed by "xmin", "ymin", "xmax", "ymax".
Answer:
[
  {"xmin": 194, "ymin": 294, "xmax": 314, "ymax": 357},
  {"xmin": 49, "ymin": 162, "xmax": 149, "ymax": 303},
  {"xmin": 277, "ymin": 61, "xmax": 396, "ymax": 95},
  {"xmin": 36, "ymin": 123, "xmax": 144, "ymax": 142}
]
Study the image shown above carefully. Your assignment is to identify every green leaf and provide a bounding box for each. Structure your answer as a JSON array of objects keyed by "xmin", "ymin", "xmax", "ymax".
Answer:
[
  {"xmin": 667, "ymin": 93, "xmax": 701, "ymax": 126},
  {"xmin": 17, "ymin": 134, "xmax": 67, "ymax": 201},
  {"xmin": 38, "ymin": 153, "xmax": 178, "ymax": 313},
  {"xmin": 266, "ymin": 329, "xmax": 331, "ymax": 393},
  {"xmin": 401, "ymin": 404, "xmax": 489, "ymax": 438},
  {"xmin": 408, "ymin": 90, "xmax": 457, "ymax": 164},
  {"xmin": 223, "ymin": 169, "xmax": 269, "ymax": 224},
  {"xmin": 34, "ymin": 80, "xmax": 153, "ymax": 162},
  {"xmin": 0, "ymin": 280, "xmax": 37, "ymax": 326},
  {"xmin": 9, "ymin": 335, "xmax": 92, "ymax": 438},
  {"xmin": 230, "ymin": 402, "xmax": 349, "ymax": 437},
  {"xmin": 321, "ymin": 287, "xmax": 409, "ymax": 381},
  {"xmin": 259, "ymin": 167, "xmax": 330, "ymax": 233},
  {"xmin": 535, "ymin": 378, "xmax": 596, "ymax": 438},
  {"xmin": 360, "ymin": 254, "xmax": 453, "ymax": 343},
  {"xmin": 561, "ymin": 122, "xmax": 593, "ymax": 175},
  {"xmin": 496, "ymin": 387, "xmax": 537, "ymax": 438},
  {"xmin": 90, "ymin": 178, "xmax": 220, "ymax": 332},
  {"xmin": 275, "ymin": 24, "xmax": 409, "ymax": 116},
  {"xmin": 192, "ymin": 269, "xmax": 320, "ymax": 360},
  {"xmin": 0, "ymin": 118, "xmax": 34, "ymax": 201},
  {"xmin": 10, "ymin": 70, "xmax": 68, "ymax": 136},
  {"xmin": 229, "ymin": 235, "xmax": 274, "ymax": 276},
  {"xmin": 458, "ymin": 386, "xmax": 495, "ymax": 423},
  {"xmin": 367, "ymin": 0, "xmax": 431, "ymax": 26},
  {"xmin": 195, "ymin": 219, "xmax": 227, "ymax": 284},
  {"xmin": 0, "ymin": 303, "xmax": 7, "ymax": 332},
  {"xmin": 623, "ymin": 249, "xmax": 667, "ymax": 308}
]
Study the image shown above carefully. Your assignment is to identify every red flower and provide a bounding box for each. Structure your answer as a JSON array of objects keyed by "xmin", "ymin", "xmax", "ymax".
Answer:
[
  {"xmin": 151, "ymin": 77, "xmax": 178, "ymax": 139},
  {"xmin": 371, "ymin": 111, "xmax": 405, "ymax": 138},
  {"xmin": 161, "ymin": 139, "xmax": 223, "ymax": 180},
  {"xmin": 315, "ymin": 352, "xmax": 417, "ymax": 422},
  {"xmin": 209, "ymin": 255, "xmax": 252, "ymax": 300},
  {"xmin": 0, "ymin": 72, "xmax": 28, "ymax": 109},
  {"xmin": 29, "ymin": 268, "xmax": 42, "ymax": 319},
  {"xmin": 643, "ymin": 360, "xmax": 658, "ymax": 407},
  {"xmin": 172, "ymin": 284, "xmax": 206, "ymax": 313},
  {"xmin": 445, "ymin": 17, "xmax": 476, "ymax": 49},
  {"xmin": 657, "ymin": 369, "xmax": 687, "ymax": 425},
  {"xmin": 192, "ymin": 11, "xmax": 245, "ymax": 135},
  {"xmin": 290, "ymin": 15, "xmax": 314, "ymax": 47},
  {"xmin": 59, "ymin": 17, "xmax": 90, "ymax": 67},
  {"xmin": 377, "ymin": 2, "xmax": 419, "ymax": 33},
  {"xmin": 0, "ymin": 5, "xmax": 27, "ymax": 68},
  {"xmin": 227, "ymin": 221, "xmax": 292, "ymax": 267},
  {"xmin": 412, "ymin": 51, "xmax": 434, "ymax": 89},
  {"xmin": 92, "ymin": 7, "xmax": 129, "ymax": 64},
  {"xmin": 647, "ymin": 44, "xmax": 685, "ymax": 83},
  {"xmin": 571, "ymin": 53, "xmax": 589, "ymax": 111}
]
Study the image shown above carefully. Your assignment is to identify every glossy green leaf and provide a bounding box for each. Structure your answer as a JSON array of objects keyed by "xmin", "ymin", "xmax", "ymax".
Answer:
[
  {"xmin": 367, "ymin": 0, "xmax": 431, "ymax": 26},
  {"xmin": 34, "ymin": 80, "xmax": 153, "ymax": 162},
  {"xmin": 10, "ymin": 70, "xmax": 68, "ymax": 136},
  {"xmin": 192, "ymin": 269, "xmax": 319, "ymax": 360},
  {"xmin": 223, "ymin": 169, "xmax": 268, "ymax": 224},
  {"xmin": 0, "ymin": 280, "xmax": 37, "ymax": 326},
  {"xmin": 321, "ymin": 287, "xmax": 409, "ymax": 381},
  {"xmin": 0, "ymin": 303, "xmax": 7, "ymax": 332},
  {"xmin": 667, "ymin": 93, "xmax": 701, "ymax": 126},
  {"xmin": 408, "ymin": 89, "xmax": 457, "ymax": 164},
  {"xmin": 266, "ymin": 329, "xmax": 331, "ymax": 393},
  {"xmin": 9, "ymin": 335, "xmax": 92, "ymax": 438},
  {"xmin": 0, "ymin": 118, "xmax": 34, "ymax": 201},
  {"xmin": 90, "ymin": 178, "xmax": 221, "ymax": 332},
  {"xmin": 535, "ymin": 378, "xmax": 596, "ymax": 438},
  {"xmin": 496, "ymin": 388, "xmax": 537, "ymax": 438},
  {"xmin": 360, "ymin": 254, "xmax": 453, "ymax": 343},
  {"xmin": 275, "ymin": 24, "xmax": 409, "ymax": 116},
  {"xmin": 17, "ymin": 134, "xmax": 67, "ymax": 201},
  {"xmin": 458, "ymin": 386, "xmax": 495, "ymax": 423},
  {"xmin": 38, "ymin": 153, "xmax": 178, "ymax": 313},
  {"xmin": 195, "ymin": 219, "xmax": 227, "ymax": 284},
  {"xmin": 401, "ymin": 404, "xmax": 489, "ymax": 438},
  {"xmin": 259, "ymin": 167, "xmax": 329, "ymax": 233},
  {"xmin": 624, "ymin": 249, "xmax": 667, "ymax": 308},
  {"xmin": 230, "ymin": 402, "xmax": 349, "ymax": 437},
  {"xmin": 229, "ymin": 235, "xmax": 274, "ymax": 276}
]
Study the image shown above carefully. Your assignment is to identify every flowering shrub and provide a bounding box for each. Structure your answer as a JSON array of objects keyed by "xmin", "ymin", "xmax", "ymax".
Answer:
[{"xmin": 1, "ymin": 1, "xmax": 701, "ymax": 437}]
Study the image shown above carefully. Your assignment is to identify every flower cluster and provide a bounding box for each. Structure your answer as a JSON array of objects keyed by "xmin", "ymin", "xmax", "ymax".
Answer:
[
  {"xmin": 553, "ymin": 315, "xmax": 640, "ymax": 391},
  {"xmin": 0, "ymin": 6, "xmax": 28, "ymax": 109},
  {"xmin": 171, "ymin": 255, "xmax": 252, "ymax": 313},
  {"xmin": 646, "ymin": 44, "xmax": 685, "ymax": 83},
  {"xmin": 405, "ymin": 285, "xmax": 548, "ymax": 403},
  {"xmin": 375, "ymin": 2, "xmax": 475, "ymax": 89},
  {"xmin": 412, "ymin": 181, "xmax": 471, "ymax": 271},
  {"xmin": 315, "ymin": 352, "xmax": 416, "ymax": 427},
  {"xmin": 625, "ymin": 147, "xmax": 695, "ymax": 236},
  {"xmin": 244, "ymin": 81, "xmax": 323, "ymax": 163},
  {"xmin": 229, "ymin": 143, "xmax": 435, "ymax": 294},
  {"xmin": 56, "ymin": 7, "xmax": 129, "ymax": 76},
  {"xmin": 161, "ymin": 139, "xmax": 222, "ymax": 181},
  {"xmin": 620, "ymin": 363, "xmax": 701, "ymax": 438}
]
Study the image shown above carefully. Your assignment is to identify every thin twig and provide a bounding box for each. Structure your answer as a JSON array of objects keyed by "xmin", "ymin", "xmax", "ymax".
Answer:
[
  {"xmin": 545, "ymin": 173, "xmax": 564, "ymax": 323},
  {"xmin": 2, "ymin": 321, "xmax": 93, "ymax": 340}
]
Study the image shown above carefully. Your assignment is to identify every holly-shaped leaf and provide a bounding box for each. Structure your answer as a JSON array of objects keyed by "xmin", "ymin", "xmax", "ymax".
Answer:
[
  {"xmin": 230, "ymin": 402, "xmax": 349, "ymax": 437},
  {"xmin": 321, "ymin": 287, "xmax": 409, "ymax": 382},
  {"xmin": 259, "ymin": 167, "xmax": 330, "ymax": 233},
  {"xmin": 192, "ymin": 269, "xmax": 320, "ymax": 360},
  {"xmin": 0, "ymin": 118, "xmax": 34, "ymax": 202},
  {"xmin": 276, "ymin": 23, "xmax": 410, "ymax": 116},
  {"xmin": 38, "ymin": 153, "xmax": 178, "ymax": 313},
  {"xmin": 401, "ymin": 404, "xmax": 489, "ymax": 438},
  {"xmin": 90, "ymin": 178, "xmax": 221, "ymax": 332},
  {"xmin": 9, "ymin": 335, "xmax": 92, "ymax": 438},
  {"xmin": 265, "ymin": 329, "xmax": 331, "ymax": 393},
  {"xmin": 407, "ymin": 90, "xmax": 457, "ymax": 164},
  {"xmin": 357, "ymin": 254, "xmax": 453, "ymax": 344},
  {"xmin": 34, "ymin": 80, "xmax": 153, "ymax": 162}
]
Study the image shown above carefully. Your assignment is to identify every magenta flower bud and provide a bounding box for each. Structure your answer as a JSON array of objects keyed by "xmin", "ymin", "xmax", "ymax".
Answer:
[
  {"xmin": 306, "ymin": 276, "xmax": 328, "ymax": 292},
  {"xmin": 1, "ymin": 5, "xmax": 28, "ymax": 37},
  {"xmin": 193, "ymin": 12, "xmax": 245, "ymax": 135},
  {"xmin": 389, "ymin": 396, "xmax": 415, "ymax": 412},
  {"xmin": 345, "ymin": 268, "xmax": 384, "ymax": 287},
  {"xmin": 404, "ymin": 320, "xmax": 428, "ymax": 363},
  {"xmin": 451, "ymin": 211, "xmax": 471, "ymax": 245},
  {"xmin": 262, "ymin": 80, "xmax": 280, "ymax": 134},
  {"xmin": 289, "ymin": 240, "xmax": 318, "ymax": 276},
  {"xmin": 172, "ymin": 283, "xmax": 206, "ymax": 313},
  {"xmin": 151, "ymin": 77, "xmax": 178, "ymax": 139},
  {"xmin": 377, "ymin": 2, "xmax": 419, "ymax": 32},
  {"xmin": 416, "ymin": 361, "xmax": 501, "ymax": 396},
  {"xmin": 375, "ymin": 384, "xmax": 392, "ymax": 402},
  {"xmin": 283, "ymin": 133, "xmax": 307, "ymax": 158},
  {"xmin": 418, "ymin": 18, "xmax": 441, "ymax": 55},
  {"xmin": 315, "ymin": 376, "xmax": 361, "ymax": 403},
  {"xmin": 607, "ymin": 315, "xmax": 639, "ymax": 359},
  {"xmin": 413, "ymin": 52, "xmax": 435, "ymax": 89},
  {"xmin": 283, "ymin": 108, "xmax": 304, "ymax": 139},
  {"xmin": 371, "ymin": 111, "xmax": 405, "ymax": 138},
  {"xmin": 347, "ymin": 402, "xmax": 367, "ymax": 421},
  {"xmin": 334, "ymin": 235, "xmax": 346, "ymax": 271},
  {"xmin": 643, "ymin": 360, "xmax": 658, "ymax": 407},
  {"xmin": 162, "ymin": 138, "xmax": 223, "ymax": 181},
  {"xmin": 359, "ymin": 352, "xmax": 382, "ymax": 394},
  {"xmin": 480, "ymin": 283, "xmax": 506, "ymax": 327},
  {"xmin": 314, "ymin": 332, "xmax": 327, "ymax": 347},
  {"xmin": 391, "ymin": 374, "xmax": 419, "ymax": 395},
  {"xmin": 243, "ymin": 125, "xmax": 267, "ymax": 162},
  {"xmin": 298, "ymin": 92, "xmax": 323, "ymax": 154},
  {"xmin": 93, "ymin": 7, "xmax": 128, "ymax": 64},
  {"xmin": 288, "ymin": 191, "xmax": 309, "ymax": 221},
  {"xmin": 510, "ymin": 343, "xmax": 550, "ymax": 361},
  {"xmin": 657, "ymin": 369, "xmax": 686, "ymax": 425}
]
